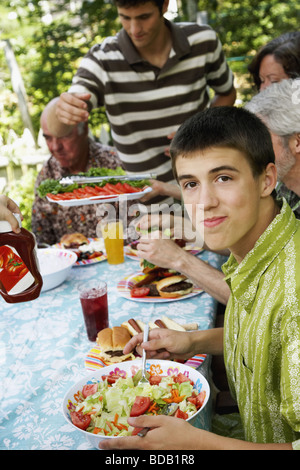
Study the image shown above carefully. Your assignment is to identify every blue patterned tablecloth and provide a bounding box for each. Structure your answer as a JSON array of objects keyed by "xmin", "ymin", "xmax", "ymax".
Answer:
[{"xmin": 0, "ymin": 250, "xmax": 225, "ymax": 450}]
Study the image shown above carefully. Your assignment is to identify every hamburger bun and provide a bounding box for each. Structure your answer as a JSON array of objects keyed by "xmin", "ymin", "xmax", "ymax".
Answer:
[
  {"xmin": 156, "ymin": 275, "xmax": 194, "ymax": 299},
  {"xmin": 96, "ymin": 326, "xmax": 135, "ymax": 363},
  {"xmin": 60, "ymin": 232, "xmax": 88, "ymax": 249}
]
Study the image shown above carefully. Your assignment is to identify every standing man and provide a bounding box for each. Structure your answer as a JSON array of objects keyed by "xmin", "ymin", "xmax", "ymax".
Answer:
[{"xmin": 46, "ymin": 0, "xmax": 236, "ymax": 203}]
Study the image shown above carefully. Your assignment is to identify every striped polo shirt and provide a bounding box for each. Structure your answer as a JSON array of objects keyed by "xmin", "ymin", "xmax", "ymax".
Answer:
[{"xmin": 69, "ymin": 20, "xmax": 234, "ymax": 188}]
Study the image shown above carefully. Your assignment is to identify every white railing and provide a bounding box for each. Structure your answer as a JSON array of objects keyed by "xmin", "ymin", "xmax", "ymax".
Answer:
[{"xmin": 0, "ymin": 128, "xmax": 49, "ymax": 191}]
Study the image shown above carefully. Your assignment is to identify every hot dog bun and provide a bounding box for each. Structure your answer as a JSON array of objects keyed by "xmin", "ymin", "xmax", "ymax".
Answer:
[{"xmin": 121, "ymin": 319, "xmax": 145, "ymax": 336}]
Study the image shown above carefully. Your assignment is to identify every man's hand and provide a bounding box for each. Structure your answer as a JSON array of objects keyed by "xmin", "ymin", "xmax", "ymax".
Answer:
[
  {"xmin": 55, "ymin": 92, "xmax": 91, "ymax": 126},
  {"xmin": 0, "ymin": 195, "xmax": 22, "ymax": 233},
  {"xmin": 99, "ymin": 414, "xmax": 204, "ymax": 450},
  {"xmin": 136, "ymin": 236, "xmax": 184, "ymax": 272},
  {"xmin": 123, "ymin": 327, "xmax": 196, "ymax": 361}
]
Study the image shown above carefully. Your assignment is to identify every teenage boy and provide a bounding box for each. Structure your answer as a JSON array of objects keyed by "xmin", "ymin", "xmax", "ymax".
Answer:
[
  {"xmin": 46, "ymin": 0, "xmax": 235, "ymax": 203},
  {"xmin": 99, "ymin": 107, "xmax": 300, "ymax": 450}
]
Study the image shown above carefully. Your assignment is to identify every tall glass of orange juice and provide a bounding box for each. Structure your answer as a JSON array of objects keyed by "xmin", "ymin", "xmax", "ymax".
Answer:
[{"xmin": 101, "ymin": 220, "xmax": 124, "ymax": 264}]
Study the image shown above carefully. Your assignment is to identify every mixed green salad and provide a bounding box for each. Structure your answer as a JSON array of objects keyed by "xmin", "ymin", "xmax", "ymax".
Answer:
[{"xmin": 68, "ymin": 372, "xmax": 206, "ymax": 437}]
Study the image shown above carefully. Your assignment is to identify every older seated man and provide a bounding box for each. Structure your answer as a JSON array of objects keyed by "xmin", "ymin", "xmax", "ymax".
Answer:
[{"xmin": 32, "ymin": 98, "xmax": 125, "ymax": 245}]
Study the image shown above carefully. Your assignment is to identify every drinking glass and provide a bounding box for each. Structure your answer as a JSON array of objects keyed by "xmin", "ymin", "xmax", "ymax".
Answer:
[
  {"xmin": 78, "ymin": 280, "xmax": 109, "ymax": 341},
  {"xmin": 101, "ymin": 219, "xmax": 124, "ymax": 264}
]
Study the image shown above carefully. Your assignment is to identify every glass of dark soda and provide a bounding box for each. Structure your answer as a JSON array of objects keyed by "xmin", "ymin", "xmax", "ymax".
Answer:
[{"xmin": 78, "ymin": 281, "xmax": 109, "ymax": 341}]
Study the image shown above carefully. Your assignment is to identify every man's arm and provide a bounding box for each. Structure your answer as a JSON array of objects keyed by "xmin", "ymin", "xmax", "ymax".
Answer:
[
  {"xmin": 136, "ymin": 238, "xmax": 230, "ymax": 305},
  {"xmin": 211, "ymin": 86, "xmax": 236, "ymax": 107}
]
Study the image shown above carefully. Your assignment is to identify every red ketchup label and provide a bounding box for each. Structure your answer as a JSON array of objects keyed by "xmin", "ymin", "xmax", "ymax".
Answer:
[{"xmin": 0, "ymin": 245, "xmax": 34, "ymax": 294}]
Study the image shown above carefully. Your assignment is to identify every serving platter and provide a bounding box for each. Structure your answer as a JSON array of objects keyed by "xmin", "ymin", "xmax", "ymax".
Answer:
[{"xmin": 46, "ymin": 186, "xmax": 152, "ymax": 207}]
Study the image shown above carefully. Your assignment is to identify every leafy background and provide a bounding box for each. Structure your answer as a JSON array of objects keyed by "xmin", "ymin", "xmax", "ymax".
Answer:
[{"xmin": 0, "ymin": 0, "xmax": 299, "ymax": 229}]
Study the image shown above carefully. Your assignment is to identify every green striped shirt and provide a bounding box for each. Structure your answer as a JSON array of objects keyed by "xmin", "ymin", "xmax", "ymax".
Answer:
[{"xmin": 222, "ymin": 199, "xmax": 300, "ymax": 445}]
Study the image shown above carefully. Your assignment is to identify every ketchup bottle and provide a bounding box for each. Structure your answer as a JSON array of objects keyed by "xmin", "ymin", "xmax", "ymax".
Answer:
[{"xmin": 0, "ymin": 214, "xmax": 43, "ymax": 303}]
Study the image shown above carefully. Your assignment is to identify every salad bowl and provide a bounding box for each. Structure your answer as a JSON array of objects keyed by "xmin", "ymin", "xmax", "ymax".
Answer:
[{"xmin": 62, "ymin": 359, "xmax": 210, "ymax": 449}]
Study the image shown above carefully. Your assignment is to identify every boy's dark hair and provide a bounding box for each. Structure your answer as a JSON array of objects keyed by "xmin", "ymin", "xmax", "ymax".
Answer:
[
  {"xmin": 114, "ymin": 0, "xmax": 165, "ymax": 13},
  {"xmin": 170, "ymin": 106, "xmax": 275, "ymax": 180}
]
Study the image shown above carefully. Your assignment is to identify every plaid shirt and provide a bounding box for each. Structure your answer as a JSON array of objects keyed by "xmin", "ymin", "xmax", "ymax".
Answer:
[{"xmin": 32, "ymin": 140, "xmax": 129, "ymax": 245}]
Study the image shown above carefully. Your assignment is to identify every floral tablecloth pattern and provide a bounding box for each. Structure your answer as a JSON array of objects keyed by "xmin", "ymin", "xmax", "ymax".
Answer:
[{"xmin": 0, "ymin": 250, "xmax": 225, "ymax": 450}]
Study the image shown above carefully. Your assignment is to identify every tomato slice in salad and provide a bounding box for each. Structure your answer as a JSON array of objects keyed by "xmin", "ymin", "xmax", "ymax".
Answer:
[
  {"xmin": 82, "ymin": 384, "xmax": 98, "ymax": 398},
  {"xmin": 101, "ymin": 374, "xmax": 121, "ymax": 384},
  {"xmin": 149, "ymin": 375, "xmax": 162, "ymax": 385},
  {"xmin": 130, "ymin": 396, "xmax": 151, "ymax": 417},
  {"xmin": 187, "ymin": 391, "xmax": 206, "ymax": 409},
  {"xmin": 175, "ymin": 409, "xmax": 189, "ymax": 420},
  {"xmin": 70, "ymin": 411, "xmax": 91, "ymax": 430},
  {"xmin": 131, "ymin": 426, "xmax": 145, "ymax": 436}
]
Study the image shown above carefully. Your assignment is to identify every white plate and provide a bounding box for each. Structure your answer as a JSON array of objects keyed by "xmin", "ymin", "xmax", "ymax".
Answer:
[
  {"xmin": 46, "ymin": 186, "xmax": 152, "ymax": 207},
  {"xmin": 117, "ymin": 271, "xmax": 203, "ymax": 303}
]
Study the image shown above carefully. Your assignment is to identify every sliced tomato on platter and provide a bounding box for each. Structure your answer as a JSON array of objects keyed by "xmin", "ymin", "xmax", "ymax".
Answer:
[
  {"xmin": 104, "ymin": 182, "xmax": 124, "ymax": 194},
  {"xmin": 122, "ymin": 182, "xmax": 141, "ymax": 193},
  {"xmin": 47, "ymin": 193, "xmax": 64, "ymax": 201},
  {"xmin": 70, "ymin": 410, "xmax": 91, "ymax": 430},
  {"xmin": 72, "ymin": 188, "xmax": 89, "ymax": 198},
  {"xmin": 130, "ymin": 396, "xmax": 151, "ymax": 417},
  {"xmin": 82, "ymin": 186, "xmax": 101, "ymax": 196},
  {"xmin": 130, "ymin": 287, "xmax": 150, "ymax": 298},
  {"xmin": 82, "ymin": 383, "xmax": 98, "ymax": 398},
  {"xmin": 114, "ymin": 182, "xmax": 127, "ymax": 193}
]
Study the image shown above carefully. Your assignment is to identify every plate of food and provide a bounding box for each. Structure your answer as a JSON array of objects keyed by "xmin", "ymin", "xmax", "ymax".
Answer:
[
  {"xmin": 124, "ymin": 239, "xmax": 203, "ymax": 261},
  {"xmin": 85, "ymin": 317, "xmax": 206, "ymax": 371},
  {"xmin": 39, "ymin": 178, "xmax": 151, "ymax": 207},
  {"xmin": 54, "ymin": 233, "xmax": 107, "ymax": 266},
  {"xmin": 117, "ymin": 261, "xmax": 203, "ymax": 302},
  {"xmin": 63, "ymin": 358, "xmax": 210, "ymax": 449}
]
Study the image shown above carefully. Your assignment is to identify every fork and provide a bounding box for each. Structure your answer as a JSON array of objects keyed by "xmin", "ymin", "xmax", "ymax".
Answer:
[{"xmin": 138, "ymin": 324, "xmax": 150, "ymax": 385}]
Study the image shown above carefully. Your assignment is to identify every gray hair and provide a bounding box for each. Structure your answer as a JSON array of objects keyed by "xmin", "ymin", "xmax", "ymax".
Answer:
[{"xmin": 245, "ymin": 78, "xmax": 300, "ymax": 138}]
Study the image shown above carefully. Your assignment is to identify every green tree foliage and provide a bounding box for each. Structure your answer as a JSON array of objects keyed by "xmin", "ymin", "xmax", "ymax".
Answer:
[
  {"xmin": 0, "ymin": 0, "xmax": 119, "ymax": 141},
  {"xmin": 0, "ymin": 0, "xmax": 299, "ymax": 141},
  {"xmin": 192, "ymin": 0, "xmax": 300, "ymax": 98}
]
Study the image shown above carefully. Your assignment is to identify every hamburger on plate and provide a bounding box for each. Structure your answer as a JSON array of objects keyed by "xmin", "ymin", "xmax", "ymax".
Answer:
[{"xmin": 96, "ymin": 327, "xmax": 135, "ymax": 364}]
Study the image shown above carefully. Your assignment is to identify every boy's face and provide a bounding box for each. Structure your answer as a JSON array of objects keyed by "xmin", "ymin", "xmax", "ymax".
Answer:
[
  {"xmin": 117, "ymin": 1, "xmax": 168, "ymax": 51},
  {"xmin": 176, "ymin": 147, "xmax": 276, "ymax": 260}
]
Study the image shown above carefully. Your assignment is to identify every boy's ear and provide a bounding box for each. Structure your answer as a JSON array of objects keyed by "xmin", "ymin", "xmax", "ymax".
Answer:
[{"xmin": 261, "ymin": 162, "xmax": 277, "ymax": 197}]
